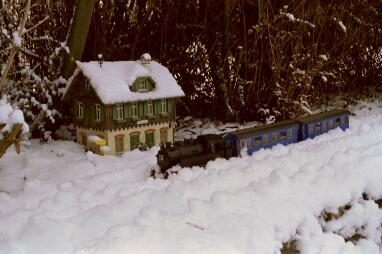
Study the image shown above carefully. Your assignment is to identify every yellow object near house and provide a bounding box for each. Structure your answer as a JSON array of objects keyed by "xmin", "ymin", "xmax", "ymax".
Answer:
[{"xmin": 87, "ymin": 136, "xmax": 110, "ymax": 156}]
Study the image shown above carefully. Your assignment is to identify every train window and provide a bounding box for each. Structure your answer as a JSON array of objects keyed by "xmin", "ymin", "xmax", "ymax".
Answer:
[
  {"xmin": 240, "ymin": 139, "xmax": 246, "ymax": 150},
  {"xmin": 314, "ymin": 122, "xmax": 321, "ymax": 132},
  {"xmin": 308, "ymin": 124, "xmax": 314, "ymax": 134},
  {"xmin": 335, "ymin": 118, "xmax": 340, "ymax": 127},
  {"xmin": 272, "ymin": 133, "xmax": 278, "ymax": 142},
  {"xmin": 322, "ymin": 121, "xmax": 327, "ymax": 130},
  {"xmin": 263, "ymin": 135, "xmax": 269, "ymax": 144},
  {"xmin": 341, "ymin": 116, "xmax": 346, "ymax": 125},
  {"xmin": 246, "ymin": 139, "xmax": 251, "ymax": 148},
  {"xmin": 280, "ymin": 131, "xmax": 286, "ymax": 140},
  {"xmin": 254, "ymin": 136, "xmax": 261, "ymax": 146},
  {"xmin": 287, "ymin": 129, "xmax": 293, "ymax": 139},
  {"xmin": 328, "ymin": 119, "xmax": 333, "ymax": 129}
]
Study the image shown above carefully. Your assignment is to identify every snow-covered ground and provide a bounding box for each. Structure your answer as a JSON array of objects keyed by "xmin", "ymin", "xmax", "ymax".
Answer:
[{"xmin": 1, "ymin": 100, "xmax": 382, "ymax": 254}]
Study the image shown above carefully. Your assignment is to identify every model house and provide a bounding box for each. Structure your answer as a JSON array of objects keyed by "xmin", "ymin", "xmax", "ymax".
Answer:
[{"xmin": 62, "ymin": 53, "xmax": 185, "ymax": 154}]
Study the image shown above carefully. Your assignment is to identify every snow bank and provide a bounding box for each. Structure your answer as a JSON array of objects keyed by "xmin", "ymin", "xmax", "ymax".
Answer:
[{"xmin": 1, "ymin": 103, "xmax": 382, "ymax": 253}]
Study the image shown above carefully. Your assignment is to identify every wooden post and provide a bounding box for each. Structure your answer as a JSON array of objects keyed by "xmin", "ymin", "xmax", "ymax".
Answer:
[{"xmin": 0, "ymin": 123, "xmax": 23, "ymax": 158}]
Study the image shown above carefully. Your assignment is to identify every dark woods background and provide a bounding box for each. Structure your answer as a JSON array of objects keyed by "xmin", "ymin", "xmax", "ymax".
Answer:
[{"xmin": 1, "ymin": 0, "xmax": 381, "ymax": 139}]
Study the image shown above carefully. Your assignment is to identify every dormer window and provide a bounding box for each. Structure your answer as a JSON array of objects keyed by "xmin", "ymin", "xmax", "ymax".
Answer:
[{"xmin": 139, "ymin": 80, "xmax": 147, "ymax": 92}]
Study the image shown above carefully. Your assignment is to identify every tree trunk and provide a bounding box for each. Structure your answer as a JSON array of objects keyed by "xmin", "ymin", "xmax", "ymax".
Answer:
[{"xmin": 62, "ymin": 0, "xmax": 97, "ymax": 79}]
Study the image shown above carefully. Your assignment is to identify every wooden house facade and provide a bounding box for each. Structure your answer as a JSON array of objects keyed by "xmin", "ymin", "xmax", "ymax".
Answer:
[{"xmin": 63, "ymin": 54, "xmax": 185, "ymax": 154}]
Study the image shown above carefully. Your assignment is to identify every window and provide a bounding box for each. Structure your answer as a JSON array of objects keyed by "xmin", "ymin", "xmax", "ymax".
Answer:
[
  {"xmin": 95, "ymin": 104, "xmax": 101, "ymax": 121},
  {"xmin": 145, "ymin": 131, "xmax": 155, "ymax": 147},
  {"xmin": 132, "ymin": 102, "xmax": 138, "ymax": 117},
  {"xmin": 272, "ymin": 133, "xmax": 278, "ymax": 142},
  {"xmin": 280, "ymin": 131, "xmax": 287, "ymax": 140},
  {"xmin": 314, "ymin": 123, "xmax": 321, "ymax": 132},
  {"xmin": 308, "ymin": 124, "xmax": 314, "ymax": 134},
  {"xmin": 328, "ymin": 119, "xmax": 333, "ymax": 129},
  {"xmin": 161, "ymin": 99, "xmax": 167, "ymax": 113},
  {"xmin": 322, "ymin": 121, "xmax": 327, "ymax": 130},
  {"xmin": 130, "ymin": 133, "xmax": 140, "ymax": 150},
  {"xmin": 335, "ymin": 118, "xmax": 340, "ymax": 127},
  {"xmin": 160, "ymin": 128, "xmax": 168, "ymax": 143},
  {"xmin": 116, "ymin": 104, "xmax": 123, "ymax": 119},
  {"xmin": 240, "ymin": 139, "xmax": 246, "ymax": 150},
  {"xmin": 341, "ymin": 116, "xmax": 346, "ymax": 125},
  {"xmin": 287, "ymin": 129, "xmax": 293, "ymax": 139},
  {"xmin": 263, "ymin": 135, "xmax": 269, "ymax": 145},
  {"xmin": 77, "ymin": 102, "xmax": 83, "ymax": 119},
  {"xmin": 254, "ymin": 136, "xmax": 261, "ymax": 146},
  {"xmin": 147, "ymin": 100, "xmax": 153, "ymax": 115},
  {"xmin": 115, "ymin": 135, "xmax": 124, "ymax": 153},
  {"xmin": 139, "ymin": 80, "xmax": 147, "ymax": 91}
]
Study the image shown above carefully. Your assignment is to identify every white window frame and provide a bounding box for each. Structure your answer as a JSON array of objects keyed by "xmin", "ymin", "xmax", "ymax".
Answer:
[
  {"xmin": 161, "ymin": 99, "xmax": 167, "ymax": 113},
  {"xmin": 77, "ymin": 102, "xmax": 83, "ymax": 119},
  {"xmin": 147, "ymin": 100, "xmax": 153, "ymax": 115},
  {"xmin": 116, "ymin": 103, "xmax": 123, "ymax": 119},
  {"xmin": 139, "ymin": 80, "xmax": 147, "ymax": 91},
  {"xmin": 132, "ymin": 102, "xmax": 138, "ymax": 117},
  {"xmin": 95, "ymin": 104, "xmax": 101, "ymax": 121}
]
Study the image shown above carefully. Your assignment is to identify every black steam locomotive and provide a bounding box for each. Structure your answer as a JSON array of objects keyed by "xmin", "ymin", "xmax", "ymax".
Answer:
[{"xmin": 154, "ymin": 109, "xmax": 350, "ymax": 176}]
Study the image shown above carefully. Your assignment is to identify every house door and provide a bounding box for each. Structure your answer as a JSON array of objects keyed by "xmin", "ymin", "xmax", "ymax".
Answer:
[
  {"xmin": 81, "ymin": 134, "xmax": 87, "ymax": 146},
  {"xmin": 115, "ymin": 135, "xmax": 124, "ymax": 153},
  {"xmin": 160, "ymin": 128, "xmax": 168, "ymax": 143}
]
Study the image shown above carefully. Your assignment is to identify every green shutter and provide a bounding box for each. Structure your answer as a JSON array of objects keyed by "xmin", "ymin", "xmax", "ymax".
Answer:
[
  {"xmin": 138, "ymin": 102, "xmax": 144, "ymax": 117},
  {"xmin": 154, "ymin": 100, "xmax": 161, "ymax": 115},
  {"xmin": 143, "ymin": 101, "xmax": 148, "ymax": 116},
  {"xmin": 112, "ymin": 105, "xmax": 117, "ymax": 120},
  {"xmin": 167, "ymin": 99, "xmax": 173, "ymax": 113},
  {"xmin": 124, "ymin": 103, "xmax": 131, "ymax": 118}
]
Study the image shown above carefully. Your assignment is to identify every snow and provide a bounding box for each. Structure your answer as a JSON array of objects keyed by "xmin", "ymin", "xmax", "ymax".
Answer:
[
  {"xmin": 319, "ymin": 54, "xmax": 328, "ymax": 61},
  {"xmin": 1, "ymin": 102, "xmax": 382, "ymax": 253},
  {"xmin": 339, "ymin": 21, "xmax": 347, "ymax": 33},
  {"xmin": 87, "ymin": 135, "xmax": 102, "ymax": 142},
  {"xmin": 64, "ymin": 59, "xmax": 185, "ymax": 104},
  {"xmin": 141, "ymin": 52, "xmax": 152, "ymax": 61},
  {"xmin": 100, "ymin": 146, "xmax": 111, "ymax": 152},
  {"xmin": 12, "ymin": 31, "xmax": 22, "ymax": 47}
]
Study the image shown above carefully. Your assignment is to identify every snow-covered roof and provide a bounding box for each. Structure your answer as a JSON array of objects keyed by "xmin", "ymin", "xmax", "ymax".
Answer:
[{"xmin": 65, "ymin": 58, "xmax": 184, "ymax": 104}]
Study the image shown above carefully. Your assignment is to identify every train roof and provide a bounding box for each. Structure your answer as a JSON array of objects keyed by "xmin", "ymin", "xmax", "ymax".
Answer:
[
  {"xmin": 296, "ymin": 109, "xmax": 350, "ymax": 124},
  {"xmin": 226, "ymin": 119, "xmax": 298, "ymax": 138}
]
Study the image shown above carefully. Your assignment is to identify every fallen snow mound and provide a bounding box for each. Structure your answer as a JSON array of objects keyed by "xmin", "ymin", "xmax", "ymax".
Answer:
[{"xmin": 1, "ymin": 104, "xmax": 382, "ymax": 254}]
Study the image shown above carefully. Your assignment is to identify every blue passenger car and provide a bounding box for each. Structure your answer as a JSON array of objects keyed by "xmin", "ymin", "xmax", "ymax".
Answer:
[
  {"xmin": 223, "ymin": 120, "xmax": 299, "ymax": 156},
  {"xmin": 296, "ymin": 109, "xmax": 350, "ymax": 141}
]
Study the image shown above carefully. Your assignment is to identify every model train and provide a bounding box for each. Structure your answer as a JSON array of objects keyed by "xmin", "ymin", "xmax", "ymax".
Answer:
[{"xmin": 154, "ymin": 109, "xmax": 350, "ymax": 176}]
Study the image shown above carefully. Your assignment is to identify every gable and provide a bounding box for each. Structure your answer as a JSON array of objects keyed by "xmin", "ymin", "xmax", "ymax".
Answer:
[{"xmin": 62, "ymin": 71, "xmax": 102, "ymax": 103}]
